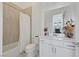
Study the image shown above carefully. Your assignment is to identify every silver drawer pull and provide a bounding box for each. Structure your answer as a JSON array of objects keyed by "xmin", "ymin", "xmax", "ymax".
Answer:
[
  {"xmin": 75, "ymin": 42, "xmax": 79, "ymax": 47},
  {"xmin": 66, "ymin": 45, "xmax": 75, "ymax": 47},
  {"xmin": 55, "ymin": 48, "xmax": 56, "ymax": 53},
  {"xmin": 51, "ymin": 47, "xmax": 56, "ymax": 54},
  {"xmin": 51, "ymin": 48, "xmax": 54, "ymax": 53},
  {"xmin": 72, "ymin": 42, "xmax": 76, "ymax": 44}
]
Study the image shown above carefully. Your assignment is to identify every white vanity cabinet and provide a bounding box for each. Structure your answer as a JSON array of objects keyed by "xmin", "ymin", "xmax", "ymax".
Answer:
[
  {"xmin": 40, "ymin": 39, "xmax": 75, "ymax": 57},
  {"xmin": 40, "ymin": 40, "xmax": 55, "ymax": 57}
]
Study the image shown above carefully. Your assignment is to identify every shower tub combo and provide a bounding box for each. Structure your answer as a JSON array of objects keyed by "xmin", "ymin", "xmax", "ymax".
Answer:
[{"xmin": 3, "ymin": 42, "xmax": 20, "ymax": 57}]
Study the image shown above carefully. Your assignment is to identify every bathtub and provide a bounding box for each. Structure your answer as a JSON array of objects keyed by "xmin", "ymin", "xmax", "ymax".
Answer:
[{"xmin": 3, "ymin": 42, "xmax": 20, "ymax": 57}]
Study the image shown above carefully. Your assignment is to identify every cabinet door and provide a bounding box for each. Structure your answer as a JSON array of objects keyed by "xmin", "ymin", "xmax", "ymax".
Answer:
[
  {"xmin": 40, "ymin": 41, "xmax": 55, "ymax": 57},
  {"xmin": 55, "ymin": 47, "xmax": 75, "ymax": 57}
]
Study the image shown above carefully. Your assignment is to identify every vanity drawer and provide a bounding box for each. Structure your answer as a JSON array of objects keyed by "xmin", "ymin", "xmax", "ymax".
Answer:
[
  {"xmin": 44, "ymin": 39, "xmax": 64, "ymax": 47},
  {"xmin": 44, "ymin": 39, "xmax": 52, "ymax": 44},
  {"xmin": 52, "ymin": 40, "xmax": 64, "ymax": 47},
  {"xmin": 63, "ymin": 42, "xmax": 75, "ymax": 49}
]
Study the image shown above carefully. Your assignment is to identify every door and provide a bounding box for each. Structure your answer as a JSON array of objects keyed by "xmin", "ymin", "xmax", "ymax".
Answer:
[
  {"xmin": 19, "ymin": 12, "xmax": 30, "ymax": 53},
  {"xmin": 55, "ymin": 47, "xmax": 75, "ymax": 57}
]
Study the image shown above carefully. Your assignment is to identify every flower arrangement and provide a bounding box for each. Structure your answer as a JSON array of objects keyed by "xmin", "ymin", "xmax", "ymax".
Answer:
[{"xmin": 64, "ymin": 18, "xmax": 75, "ymax": 38}]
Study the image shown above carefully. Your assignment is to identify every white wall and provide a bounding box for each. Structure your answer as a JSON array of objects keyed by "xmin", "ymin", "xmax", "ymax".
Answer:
[
  {"xmin": 73, "ymin": 3, "xmax": 79, "ymax": 57},
  {"xmin": 74, "ymin": 3, "xmax": 79, "ymax": 42},
  {"xmin": 0, "ymin": 3, "xmax": 3, "ymax": 56},
  {"xmin": 32, "ymin": 3, "xmax": 42, "ymax": 41},
  {"xmin": 32, "ymin": 2, "xmax": 73, "ymax": 40}
]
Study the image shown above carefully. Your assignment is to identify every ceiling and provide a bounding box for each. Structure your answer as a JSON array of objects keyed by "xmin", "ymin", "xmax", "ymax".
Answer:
[
  {"xmin": 40, "ymin": 2, "xmax": 71, "ymax": 9},
  {"xmin": 12, "ymin": 2, "xmax": 32, "ymax": 9}
]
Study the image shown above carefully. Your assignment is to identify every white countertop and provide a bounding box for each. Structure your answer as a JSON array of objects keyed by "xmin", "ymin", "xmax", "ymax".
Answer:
[{"xmin": 40, "ymin": 35, "xmax": 75, "ymax": 43}]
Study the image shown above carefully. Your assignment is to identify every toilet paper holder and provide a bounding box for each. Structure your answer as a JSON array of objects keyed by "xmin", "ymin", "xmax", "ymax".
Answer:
[{"xmin": 35, "ymin": 36, "xmax": 39, "ymax": 37}]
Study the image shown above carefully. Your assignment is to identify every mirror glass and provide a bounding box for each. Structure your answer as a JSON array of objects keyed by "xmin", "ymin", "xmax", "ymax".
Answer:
[{"xmin": 52, "ymin": 13, "xmax": 63, "ymax": 33}]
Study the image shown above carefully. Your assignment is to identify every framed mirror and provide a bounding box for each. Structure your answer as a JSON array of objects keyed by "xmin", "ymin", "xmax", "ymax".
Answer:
[{"xmin": 52, "ymin": 13, "xmax": 64, "ymax": 34}]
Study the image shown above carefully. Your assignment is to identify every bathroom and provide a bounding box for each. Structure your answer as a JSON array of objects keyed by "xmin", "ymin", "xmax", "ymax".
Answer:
[
  {"xmin": 2, "ymin": 2, "xmax": 39, "ymax": 57},
  {"xmin": 0, "ymin": 2, "xmax": 79, "ymax": 57},
  {"xmin": 40, "ymin": 2, "xmax": 79, "ymax": 57}
]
